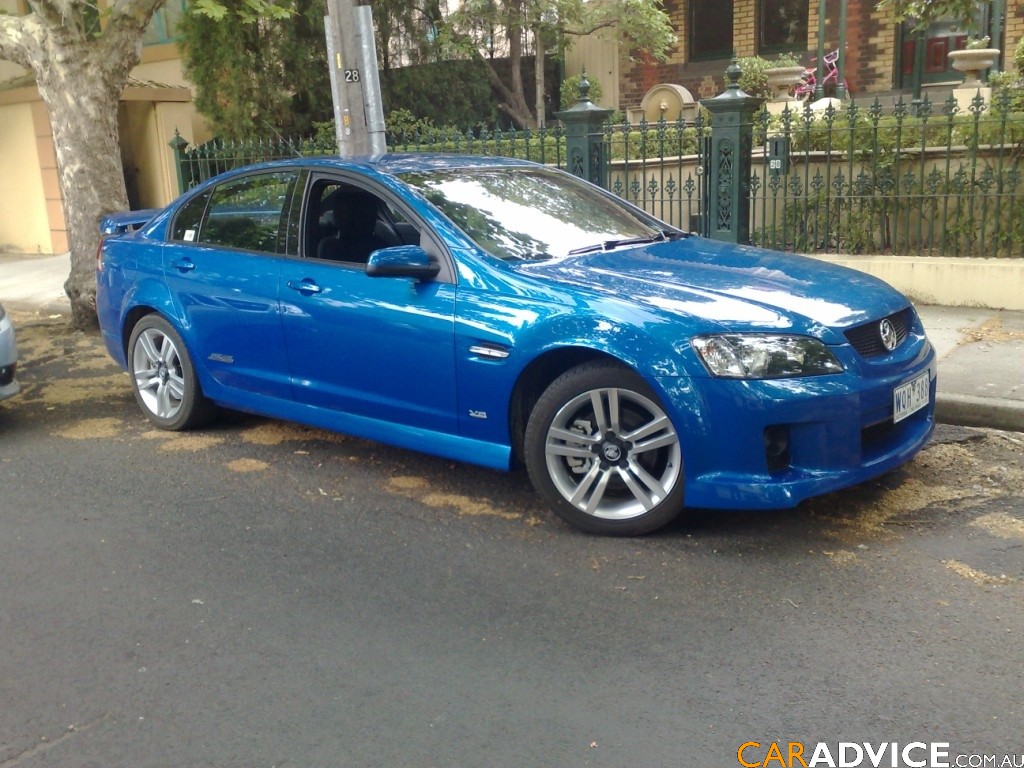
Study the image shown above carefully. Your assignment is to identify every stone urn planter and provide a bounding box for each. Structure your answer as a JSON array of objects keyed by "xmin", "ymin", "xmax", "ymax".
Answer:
[
  {"xmin": 948, "ymin": 48, "xmax": 1000, "ymax": 86},
  {"xmin": 764, "ymin": 66, "xmax": 808, "ymax": 101}
]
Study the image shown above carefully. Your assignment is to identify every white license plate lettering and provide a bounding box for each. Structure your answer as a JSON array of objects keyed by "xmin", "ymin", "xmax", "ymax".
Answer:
[{"xmin": 893, "ymin": 371, "xmax": 930, "ymax": 423}]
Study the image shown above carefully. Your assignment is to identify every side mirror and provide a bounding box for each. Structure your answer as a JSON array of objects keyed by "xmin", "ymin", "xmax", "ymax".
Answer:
[{"xmin": 365, "ymin": 245, "xmax": 440, "ymax": 280}]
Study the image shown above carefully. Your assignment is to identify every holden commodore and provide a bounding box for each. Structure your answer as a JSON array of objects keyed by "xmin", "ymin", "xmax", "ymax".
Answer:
[{"xmin": 96, "ymin": 154, "xmax": 935, "ymax": 535}]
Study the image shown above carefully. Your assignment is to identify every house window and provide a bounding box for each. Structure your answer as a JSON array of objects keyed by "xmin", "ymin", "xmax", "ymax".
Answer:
[
  {"xmin": 689, "ymin": 0, "xmax": 733, "ymax": 61},
  {"xmin": 759, "ymin": 0, "xmax": 808, "ymax": 54},
  {"xmin": 143, "ymin": 0, "xmax": 187, "ymax": 45}
]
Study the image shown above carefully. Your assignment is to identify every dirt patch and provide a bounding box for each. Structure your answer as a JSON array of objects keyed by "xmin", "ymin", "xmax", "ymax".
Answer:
[
  {"xmin": 962, "ymin": 316, "xmax": 1024, "ymax": 345},
  {"xmin": 388, "ymin": 475, "xmax": 428, "ymax": 492},
  {"xmin": 943, "ymin": 559, "xmax": 1017, "ymax": 586},
  {"xmin": 226, "ymin": 458, "xmax": 271, "ymax": 473},
  {"xmin": 12, "ymin": 321, "xmax": 128, "ymax": 407},
  {"xmin": 823, "ymin": 549, "xmax": 860, "ymax": 566},
  {"xmin": 157, "ymin": 434, "xmax": 225, "ymax": 452},
  {"xmin": 33, "ymin": 374, "xmax": 129, "ymax": 406},
  {"xmin": 387, "ymin": 475, "xmax": 524, "ymax": 521},
  {"xmin": 55, "ymin": 417, "xmax": 123, "ymax": 440},
  {"xmin": 240, "ymin": 422, "xmax": 345, "ymax": 446},
  {"xmin": 806, "ymin": 432, "xmax": 1022, "ymax": 544},
  {"xmin": 971, "ymin": 511, "xmax": 1024, "ymax": 540}
]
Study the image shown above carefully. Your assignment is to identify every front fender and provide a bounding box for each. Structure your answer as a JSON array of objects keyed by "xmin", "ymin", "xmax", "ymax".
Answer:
[{"xmin": 454, "ymin": 289, "xmax": 696, "ymax": 448}]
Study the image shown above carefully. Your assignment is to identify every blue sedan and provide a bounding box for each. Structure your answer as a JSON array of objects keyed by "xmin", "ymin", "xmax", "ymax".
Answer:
[{"xmin": 96, "ymin": 154, "xmax": 935, "ymax": 535}]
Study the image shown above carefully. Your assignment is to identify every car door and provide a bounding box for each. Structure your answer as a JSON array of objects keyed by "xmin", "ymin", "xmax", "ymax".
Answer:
[
  {"xmin": 163, "ymin": 169, "xmax": 300, "ymax": 402},
  {"xmin": 279, "ymin": 175, "xmax": 458, "ymax": 434}
]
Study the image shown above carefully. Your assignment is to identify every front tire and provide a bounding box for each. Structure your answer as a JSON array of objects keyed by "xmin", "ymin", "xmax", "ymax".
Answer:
[
  {"xmin": 128, "ymin": 315, "xmax": 214, "ymax": 431},
  {"xmin": 525, "ymin": 362, "xmax": 684, "ymax": 535}
]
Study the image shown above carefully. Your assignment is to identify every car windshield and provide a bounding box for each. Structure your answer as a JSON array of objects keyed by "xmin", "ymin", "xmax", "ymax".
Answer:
[{"xmin": 400, "ymin": 166, "xmax": 666, "ymax": 262}]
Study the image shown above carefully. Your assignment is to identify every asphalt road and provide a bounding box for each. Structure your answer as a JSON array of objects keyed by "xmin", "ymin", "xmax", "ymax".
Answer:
[{"xmin": 2, "ymin": 316, "xmax": 1022, "ymax": 768}]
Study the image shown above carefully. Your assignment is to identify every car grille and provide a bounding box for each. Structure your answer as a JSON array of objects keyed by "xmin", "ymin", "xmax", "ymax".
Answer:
[{"xmin": 844, "ymin": 309, "xmax": 910, "ymax": 357}]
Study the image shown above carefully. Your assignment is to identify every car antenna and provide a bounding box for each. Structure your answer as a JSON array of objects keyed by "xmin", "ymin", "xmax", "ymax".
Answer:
[{"xmin": 260, "ymin": 119, "xmax": 305, "ymax": 159}]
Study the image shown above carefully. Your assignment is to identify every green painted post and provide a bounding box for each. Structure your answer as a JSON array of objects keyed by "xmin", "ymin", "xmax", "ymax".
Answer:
[
  {"xmin": 168, "ymin": 131, "xmax": 189, "ymax": 196},
  {"xmin": 991, "ymin": 0, "xmax": 1004, "ymax": 73},
  {"xmin": 554, "ymin": 70, "xmax": 612, "ymax": 187},
  {"xmin": 836, "ymin": 0, "xmax": 848, "ymax": 98},
  {"xmin": 815, "ymin": 0, "xmax": 827, "ymax": 100},
  {"xmin": 699, "ymin": 58, "xmax": 765, "ymax": 245}
]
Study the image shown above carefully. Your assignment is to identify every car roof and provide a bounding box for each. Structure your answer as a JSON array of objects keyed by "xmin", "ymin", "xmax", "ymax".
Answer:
[{"xmin": 235, "ymin": 152, "xmax": 542, "ymax": 179}]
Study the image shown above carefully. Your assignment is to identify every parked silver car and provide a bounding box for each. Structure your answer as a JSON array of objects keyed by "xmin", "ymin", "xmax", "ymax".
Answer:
[{"xmin": 0, "ymin": 303, "xmax": 20, "ymax": 401}]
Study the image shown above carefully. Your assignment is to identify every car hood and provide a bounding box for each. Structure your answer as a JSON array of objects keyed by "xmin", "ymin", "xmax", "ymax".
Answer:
[{"xmin": 512, "ymin": 238, "xmax": 908, "ymax": 338}]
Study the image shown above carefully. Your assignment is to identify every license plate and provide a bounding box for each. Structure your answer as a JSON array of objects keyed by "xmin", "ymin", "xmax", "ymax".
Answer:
[{"xmin": 893, "ymin": 370, "xmax": 930, "ymax": 423}]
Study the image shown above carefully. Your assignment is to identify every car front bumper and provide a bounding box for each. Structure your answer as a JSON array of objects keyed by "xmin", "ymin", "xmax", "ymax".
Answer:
[{"xmin": 659, "ymin": 340, "xmax": 937, "ymax": 510}]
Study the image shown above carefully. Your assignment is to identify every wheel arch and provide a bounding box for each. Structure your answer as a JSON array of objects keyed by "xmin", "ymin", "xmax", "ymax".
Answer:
[
  {"xmin": 508, "ymin": 346, "xmax": 632, "ymax": 466},
  {"xmin": 115, "ymin": 276, "xmax": 180, "ymax": 364},
  {"xmin": 121, "ymin": 305, "xmax": 157, "ymax": 361}
]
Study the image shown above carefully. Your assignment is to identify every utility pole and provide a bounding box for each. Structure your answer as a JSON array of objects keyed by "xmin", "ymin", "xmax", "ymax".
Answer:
[{"xmin": 324, "ymin": 0, "xmax": 387, "ymax": 157}]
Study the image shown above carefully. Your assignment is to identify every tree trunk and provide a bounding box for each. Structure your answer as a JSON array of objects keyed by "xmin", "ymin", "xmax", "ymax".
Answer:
[
  {"xmin": 504, "ymin": 6, "xmax": 535, "ymax": 128},
  {"xmin": 35, "ymin": 49, "xmax": 131, "ymax": 328},
  {"xmin": 40, "ymin": 72, "xmax": 128, "ymax": 328},
  {"xmin": 0, "ymin": 2, "xmax": 156, "ymax": 330},
  {"xmin": 477, "ymin": 53, "xmax": 535, "ymax": 128}
]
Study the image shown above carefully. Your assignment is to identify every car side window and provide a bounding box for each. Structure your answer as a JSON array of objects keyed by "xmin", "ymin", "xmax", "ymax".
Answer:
[
  {"xmin": 170, "ymin": 191, "xmax": 211, "ymax": 242},
  {"xmin": 195, "ymin": 172, "xmax": 298, "ymax": 254},
  {"xmin": 306, "ymin": 180, "xmax": 415, "ymax": 264}
]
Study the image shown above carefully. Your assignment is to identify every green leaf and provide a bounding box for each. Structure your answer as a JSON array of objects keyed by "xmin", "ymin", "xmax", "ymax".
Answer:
[{"xmin": 191, "ymin": 0, "xmax": 230, "ymax": 21}]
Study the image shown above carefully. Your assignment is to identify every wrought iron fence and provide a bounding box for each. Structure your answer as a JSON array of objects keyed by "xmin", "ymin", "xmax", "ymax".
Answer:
[
  {"xmin": 169, "ymin": 132, "xmax": 337, "ymax": 192},
  {"xmin": 170, "ymin": 92, "xmax": 1024, "ymax": 258},
  {"xmin": 387, "ymin": 124, "xmax": 566, "ymax": 166},
  {"xmin": 601, "ymin": 115, "xmax": 710, "ymax": 235},
  {"xmin": 749, "ymin": 92, "xmax": 1024, "ymax": 258}
]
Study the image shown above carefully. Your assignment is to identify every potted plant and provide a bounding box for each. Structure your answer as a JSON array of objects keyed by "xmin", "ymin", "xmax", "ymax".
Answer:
[
  {"xmin": 948, "ymin": 36, "xmax": 1001, "ymax": 86},
  {"xmin": 763, "ymin": 53, "xmax": 807, "ymax": 101}
]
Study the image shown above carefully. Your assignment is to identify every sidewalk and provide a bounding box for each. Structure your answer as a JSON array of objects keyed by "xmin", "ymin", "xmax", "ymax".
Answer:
[
  {"xmin": 0, "ymin": 251, "xmax": 71, "ymax": 318},
  {"xmin": 1, "ymin": 251, "xmax": 1022, "ymax": 432}
]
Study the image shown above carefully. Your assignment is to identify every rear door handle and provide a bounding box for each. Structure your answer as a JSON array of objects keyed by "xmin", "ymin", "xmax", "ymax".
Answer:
[
  {"xmin": 171, "ymin": 258, "xmax": 196, "ymax": 273},
  {"xmin": 286, "ymin": 279, "xmax": 323, "ymax": 295}
]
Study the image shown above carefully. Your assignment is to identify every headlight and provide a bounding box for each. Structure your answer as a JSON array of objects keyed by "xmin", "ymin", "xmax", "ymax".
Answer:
[{"xmin": 692, "ymin": 334, "xmax": 844, "ymax": 379}]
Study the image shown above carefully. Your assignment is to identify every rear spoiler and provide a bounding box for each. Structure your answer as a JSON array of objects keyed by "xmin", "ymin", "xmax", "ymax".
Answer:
[{"xmin": 99, "ymin": 209, "xmax": 161, "ymax": 236}]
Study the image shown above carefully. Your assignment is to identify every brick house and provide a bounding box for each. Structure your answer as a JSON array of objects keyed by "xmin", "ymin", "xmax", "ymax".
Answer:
[{"xmin": 613, "ymin": 0, "xmax": 1024, "ymax": 108}]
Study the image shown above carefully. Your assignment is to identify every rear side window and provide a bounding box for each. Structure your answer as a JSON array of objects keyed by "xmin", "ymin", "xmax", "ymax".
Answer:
[
  {"xmin": 180, "ymin": 171, "xmax": 298, "ymax": 254},
  {"xmin": 171, "ymin": 191, "xmax": 210, "ymax": 242}
]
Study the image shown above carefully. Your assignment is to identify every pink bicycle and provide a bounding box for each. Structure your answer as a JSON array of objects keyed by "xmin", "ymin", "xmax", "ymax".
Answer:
[{"xmin": 794, "ymin": 49, "xmax": 850, "ymax": 100}]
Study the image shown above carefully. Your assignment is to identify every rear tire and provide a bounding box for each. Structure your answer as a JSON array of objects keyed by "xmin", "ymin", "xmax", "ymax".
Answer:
[
  {"xmin": 525, "ymin": 362, "xmax": 684, "ymax": 535},
  {"xmin": 128, "ymin": 315, "xmax": 214, "ymax": 431}
]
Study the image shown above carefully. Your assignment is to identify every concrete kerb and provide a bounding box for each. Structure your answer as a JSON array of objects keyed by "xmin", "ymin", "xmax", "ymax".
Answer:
[{"xmin": 935, "ymin": 394, "xmax": 1024, "ymax": 432}]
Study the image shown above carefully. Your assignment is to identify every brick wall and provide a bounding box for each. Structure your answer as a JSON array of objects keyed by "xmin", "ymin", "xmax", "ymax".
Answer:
[
  {"xmin": 734, "ymin": 0, "xmax": 757, "ymax": 58},
  {"xmin": 1006, "ymin": 2, "xmax": 1024, "ymax": 72},
  {"xmin": 618, "ymin": 0, "xmax": 1024, "ymax": 113}
]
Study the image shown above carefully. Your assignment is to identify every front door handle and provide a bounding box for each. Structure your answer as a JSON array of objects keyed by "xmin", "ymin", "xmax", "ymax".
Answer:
[
  {"xmin": 286, "ymin": 279, "xmax": 323, "ymax": 295},
  {"xmin": 171, "ymin": 258, "xmax": 196, "ymax": 273}
]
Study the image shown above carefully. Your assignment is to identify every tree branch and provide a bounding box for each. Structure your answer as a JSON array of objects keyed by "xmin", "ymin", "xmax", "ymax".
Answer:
[
  {"xmin": 0, "ymin": 12, "xmax": 38, "ymax": 68},
  {"xmin": 98, "ymin": 0, "xmax": 166, "ymax": 78},
  {"xmin": 562, "ymin": 20, "xmax": 618, "ymax": 37}
]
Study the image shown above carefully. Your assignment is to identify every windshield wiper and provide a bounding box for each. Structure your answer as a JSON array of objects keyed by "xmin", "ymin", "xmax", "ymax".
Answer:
[
  {"xmin": 661, "ymin": 228, "xmax": 689, "ymax": 240},
  {"xmin": 567, "ymin": 233, "xmax": 666, "ymax": 256}
]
